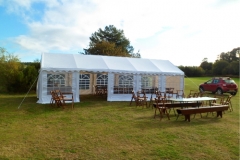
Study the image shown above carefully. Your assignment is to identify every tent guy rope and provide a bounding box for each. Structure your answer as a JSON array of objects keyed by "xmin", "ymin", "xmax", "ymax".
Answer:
[{"xmin": 18, "ymin": 74, "xmax": 39, "ymax": 109}]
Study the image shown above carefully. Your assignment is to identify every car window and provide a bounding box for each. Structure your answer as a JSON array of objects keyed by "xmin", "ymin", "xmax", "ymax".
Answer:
[
  {"xmin": 224, "ymin": 79, "xmax": 235, "ymax": 84},
  {"xmin": 213, "ymin": 79, "xmax": 219, "ymax": 84},
  {"xmin": 206, "ymin": 80, "xmax": 212, "ymax": 84}
]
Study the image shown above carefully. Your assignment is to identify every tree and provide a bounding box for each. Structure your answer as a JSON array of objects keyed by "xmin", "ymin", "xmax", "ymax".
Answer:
[
  {"xmin": 200, "ymin": 58, "xmax": 213, "ymax": 75},
  {"xmin": 178, "ymin": 66, "xmax": 204, "ymax": 77},
  {"xmin": 83, "ymin": 25, "xmax": 140, "ymax": 58},
  {"xmin": 230, "ymin": 61, "xmax": 239, "ymax": 75},
  {"xmin": 0, "ymin": 47, "xmax": 22, "ymax": 92},
  {"xmin": 21, "ymin": 65, "xmax": 38, "ymax": 91},
  {"xmin": 0, "ymin": 47, "xmax": 40, "ymax": 93},
  {"xmin": 219, "ymin": 47, "xmax": 240, "ymax": 63},
  {"xmin": 212, "ymin": 60, "xmax": 229, "ymax": 75}
]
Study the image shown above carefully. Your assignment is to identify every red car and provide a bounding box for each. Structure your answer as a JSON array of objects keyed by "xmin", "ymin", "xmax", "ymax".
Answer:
[{"xmin": 199, "ymin": 77, "xmax": 238, "ymax": 95}]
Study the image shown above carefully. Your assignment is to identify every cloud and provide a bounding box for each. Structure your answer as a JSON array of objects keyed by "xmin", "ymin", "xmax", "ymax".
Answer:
[{"xmin": 1, "ymin": 0, "xmax": 240, "ymax": 65}]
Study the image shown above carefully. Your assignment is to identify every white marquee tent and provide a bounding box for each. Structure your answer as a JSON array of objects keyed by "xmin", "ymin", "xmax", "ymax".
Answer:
[{"xmin": 37, "ymin": 53, "xmax": 184, "ymax": 104}]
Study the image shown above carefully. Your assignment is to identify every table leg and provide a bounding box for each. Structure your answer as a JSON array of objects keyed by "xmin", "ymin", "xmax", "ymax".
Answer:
[
  {"xmin": 184, "ymin": 115, "xmax": 191, "ymax": 122},
  {"xmin": 216, "ymin": 111, "xmax": 223, "ymax": 118}
]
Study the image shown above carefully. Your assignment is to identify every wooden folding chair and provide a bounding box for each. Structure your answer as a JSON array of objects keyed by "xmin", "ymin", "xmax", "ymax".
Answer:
[
  {"xmin": 52, "ymin": 90, "xmax": 74, "ymax": 109},
  {"xmin": 50, "ymin": 90, "xmax": 62, "ymax": 107},
  {"xmin": 59, "ymin": 91, "xmax": 74, "ymax": 109},
  {"xmin": 50, "ymin": 90, "xmax": 55, "ymax": 106},
  {"xmin": 166, "ymin": 91, "xmax": 173, "ymax": 101},
  {"xmin": 148, "ymin": 92, "xmax": 154, "ymax": 108},
  {"xmin": 149, "ymin": 91, "xmax": 158, "ymax": 108},
  {"xmin": 187, "ymin": 90, "xmax": 198, "ymax": 98},
  {"xmin": 130, "ymin": 91, "xmax": 135, "ymax": 106},
  {"xmin": 137, "ymin": 91, "xmax": 148, "ymax": 108},
  {"xmin": 176, "ymin": 90, "xmax": 185, "ymax": 99},
  {"xmin": 131, "ymin": 92, "xmax": 144, "ymax": 107},
  {"xmin": 165, "ymin": 88, "xmax": 174, "ymax": 94},
  {"xmin": 222, "ymin": 95, "xmax": 233, "ymax": 112},
  {"xmin": 212, "ymin": 96, "xmax": 225, "ymax": 106},
  {"xmin": 207, "ymin": 95, "xmax": 225, "ymax": 116},
  {"xmin": 153, "ymin": 97, "xmax": 170, "ymax": 121},
  {"xmin": 192, "ymin": 92, "xmax": 199, "ymax": 98},
  {"xmin": 187, "ymin": 90, "xmax": 194, "ymax": 98}
]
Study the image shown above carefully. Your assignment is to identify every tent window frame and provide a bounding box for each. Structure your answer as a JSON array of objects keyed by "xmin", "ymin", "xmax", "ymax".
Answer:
[
  {"xmin": 141, "ymin": 76, "xmax": 153, "ymax": 88},
  {"xmin": 96, "ymin": 74, "xmax": 108, "ymax": 86},
  {"xmin": 79, "ymin": 74, "xmax": 90, "ymax": 90},
  {"xmin": 118, "ymin": 75, "xmax": 133, "ymax": 87},
  {"xmin": 46, "ymin": 73, "xmax": 72, "ymax": 95},
  {"xmin": 141, "ymin": 75, "xmax": 158, "ymax": 94},
  {"xmin": 47, "ymin": 74, "xmax": 65, "ymax": 87}
]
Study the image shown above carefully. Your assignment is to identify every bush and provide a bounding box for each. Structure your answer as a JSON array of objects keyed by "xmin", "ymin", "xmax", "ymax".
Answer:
[{"xmin": 0, "ymin": 47, "xmax": 39, "ymax": 93}]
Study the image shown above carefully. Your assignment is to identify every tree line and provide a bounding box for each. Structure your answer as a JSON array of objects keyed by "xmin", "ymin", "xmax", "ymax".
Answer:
[
  {"xmin": 179, "ymin": 47, "xmax": 239, "ymax": 77},
  {"xmin": 0, "ymin": 25, "xmax": 239, "ymax": 93}
]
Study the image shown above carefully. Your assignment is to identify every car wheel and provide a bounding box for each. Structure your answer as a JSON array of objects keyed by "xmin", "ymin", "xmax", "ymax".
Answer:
[
  {"xmin": 216, "ymin": 88, "xmax": 223, "ymax": 95},
  {"xmin": 199, "ymin": 87, "xmax": 204, "ymax": 93},
  {"xmin": 230, "ymin": 92, "xmax": 236, "ymax": 96}
]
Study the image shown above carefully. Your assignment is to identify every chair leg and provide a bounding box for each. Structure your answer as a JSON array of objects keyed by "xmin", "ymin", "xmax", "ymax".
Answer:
[
  {"xmin": 149, "ymin": 99, "xmax": 152, "ymax": 108},
  {"xmin": 229, "ymin": 102, "xmax": 233, "ymax": 112},
  {"xmin": 130, "ymin": 97, "xmax": 134, "ymax": 106},
  {"xmin": 159, "ymin": 110, "xmax": 163, "ymax": 121},
  {"xmin": 195, "ymin": 113, "xmax": 202, "ymax": 118},
  {"xmin": 170, "ymin": 108, "xmax": 176, "ymax": 116},
  {"xmin": 159, "ymin": 109, "xmax": 170, "ymax": 121},
  {"xmin": 154, "ymin": 108, "xmax": 157, "ymax": 118},
  {"xmin": 176, "ymin": 114, "xmax": 180, "ymax": 120},
  {"xmin": 169, "ymin": 108, "xmax": 171, "ymax": 114},
  {"xmin": 166, "ymin": 109, "xmax": 170, "ymax": 120}
]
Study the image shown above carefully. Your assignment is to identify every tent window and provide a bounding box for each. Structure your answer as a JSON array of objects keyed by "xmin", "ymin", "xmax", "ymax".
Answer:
[
  {"xmin": 46, "ymin": 73, "xmax": 72, "ymax": 95},
  {"xmin": 79, "ymin": 74, "xmax": 90, "ymax": 89},
  {"xmin": 113, "ymin": 74, "xmax": 133, "ymax": 94},
  {"xmin": 141, "ymin": 76, "xmax": 158, "ymax": 94},
  {"xmin": 96, "ymin": 74, "xmax": 108, "ymax": 86},
  {"xmin": 141, "ymin": 76, "xmax": 153, "ymax": 88},
  {"xmin": 119, "ymin": 75, "xmax": 133, "ymax": 87},
  {"xmin": 47, "ymin": 74, "xmax": 65, "ymax": 87}
]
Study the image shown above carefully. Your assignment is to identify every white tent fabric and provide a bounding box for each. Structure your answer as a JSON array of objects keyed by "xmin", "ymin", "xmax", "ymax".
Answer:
[
  {"xmin": 37, "ymin": 53, "xmax": 184, "ymax": 104},
  {"xmin": 40, "ymin": 53, "xmax": 184, "ymax": 75}
]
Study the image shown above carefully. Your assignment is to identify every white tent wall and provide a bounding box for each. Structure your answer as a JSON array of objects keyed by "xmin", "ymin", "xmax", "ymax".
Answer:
[
  {"xmin": 36, "ymin": 71, "xmax": 43, "ymax": 102},
  {"xmin": 136, "ymin": 75, "xmax": 141, "ymax": 92},
  {"xmin": 37, "ymin": 71, "xmax": 80, "ymax": 104},
  {"xmin": 160, "ymin": 75, "xmax": 165, "ymax": 92},
  {"xmin": 180, "ymin": 76, "xmax": 184, "ymax": 90},
  {"xmin": 107, "ymin": 73, "xmax": 114, "ymax": 101},
  {"xmin": 133, "ymin": 75, "xmax": 138, "ymax": 92},
  {"xmin": 37, "ymin": 71, "xmax": 48, "ymax": 103},
  {"xmin": 72, "ymin": 71, "xmax": 80, "ymax": 103}
]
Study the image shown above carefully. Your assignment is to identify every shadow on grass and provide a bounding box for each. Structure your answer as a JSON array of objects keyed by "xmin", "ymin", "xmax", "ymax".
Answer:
[
  {"xmin": 133, "ymin": 112, "xmax": 226, "ymax": 129},
  {"xmin": 80, "ymin": 94, "xmax": 107, "ymax": 101}
]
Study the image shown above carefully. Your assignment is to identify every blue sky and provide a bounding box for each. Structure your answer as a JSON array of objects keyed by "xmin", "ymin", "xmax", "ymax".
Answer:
[{"xmin": 0, "ymin": 0, "xmax": 240, "ymax": 66}]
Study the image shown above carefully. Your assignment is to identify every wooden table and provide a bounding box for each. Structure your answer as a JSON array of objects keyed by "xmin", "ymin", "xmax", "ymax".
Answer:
[
  {"xmin": 169, "ymin": 97, "xmax": 218, "ymax": 108},
  {"xmin": 168, "ymin": 97, "xmax": 218, "ymax": 120}
]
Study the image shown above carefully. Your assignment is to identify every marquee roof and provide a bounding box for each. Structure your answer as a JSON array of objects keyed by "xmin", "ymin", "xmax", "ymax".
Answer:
[{"xmin": 40, "ymin": 53, "xmax": 184, "ymax": 75}]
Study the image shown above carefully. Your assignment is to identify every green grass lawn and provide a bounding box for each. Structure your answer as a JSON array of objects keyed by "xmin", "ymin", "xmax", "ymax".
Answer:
[{"xmin": 0, "ymin": 77, "xmax": 239, "ymax": 159}]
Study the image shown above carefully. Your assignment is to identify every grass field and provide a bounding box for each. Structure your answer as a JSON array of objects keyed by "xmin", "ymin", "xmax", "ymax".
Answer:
[{"xmin": 0, "ymin": 77, "xmax": 239, "ymax": 159}]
